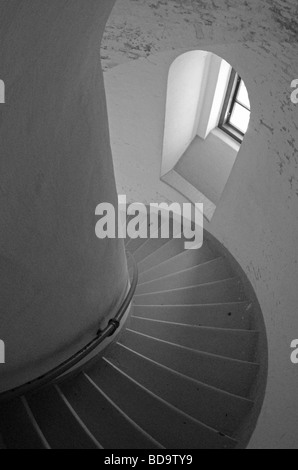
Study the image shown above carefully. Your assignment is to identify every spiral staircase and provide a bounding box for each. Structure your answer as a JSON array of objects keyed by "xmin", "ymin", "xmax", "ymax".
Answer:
[{"xmin": 0, "ymin": 211, "xmax": 267, "ymax": 449}]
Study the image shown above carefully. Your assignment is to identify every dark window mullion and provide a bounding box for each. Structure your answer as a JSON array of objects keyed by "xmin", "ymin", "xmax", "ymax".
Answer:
[
  {"xmin": 218, "ymin": 70, "xmax": 250, "ymax": 142},
  {"xmin": 234, "ymin": 98, "xmax": 250, "ymax": 111},
  {"xmin": 228, "ymin": 122, "xmax": 245, "ymax": 136},
  {"xmin": 226, "ymin": 75, "xmax": 241, "ymax": 126},
  {"xmin": 218, "ymin": 69, "xmax": 237, "ymax": 127}
]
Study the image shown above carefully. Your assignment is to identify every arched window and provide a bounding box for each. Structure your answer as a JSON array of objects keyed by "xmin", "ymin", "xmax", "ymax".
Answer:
[{"xmin": 161, "ymin": 51, "xmax": 251, "ymax": 220}]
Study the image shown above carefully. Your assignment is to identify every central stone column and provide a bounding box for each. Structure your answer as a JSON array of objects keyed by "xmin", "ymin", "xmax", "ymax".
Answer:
[{"xmin": 0, "ymin": 0, "xmax": 127, "ymax": 391}]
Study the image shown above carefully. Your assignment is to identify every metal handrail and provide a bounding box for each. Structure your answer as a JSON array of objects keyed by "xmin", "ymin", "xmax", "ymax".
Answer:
[{"xmin": 0, "ymin": 251, "xmax": 138, "ymax": 403}]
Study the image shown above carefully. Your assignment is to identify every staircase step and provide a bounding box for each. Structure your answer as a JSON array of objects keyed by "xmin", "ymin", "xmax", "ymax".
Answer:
[
  {"xmin": 60, "ymin": 374, "xmax": 163, "ymax": 449},
  {"xmin": 27, "ymin": 387, "xmax": 102, "ymax": 449},
  {"xmin": 128, "ymin": 317, "xmax": 258, "ymax": 362},
  {"xmin": 0, "ymin": 397, "xmax": 50, "ymax": 449},
  {"xmin": 125, "ymin": 236, "xmax": 148, "ymax": 254},
  {"xmin": 132, "ymin": 303, "xmax": 252, "ymax": 330},
  {"xmin": 106, "ymin": 342, "xmax": 254, "ymax": 437},
  {"xmin": 134, "ymin": 278, "xmax": 246, "ymax": 305},
  {"xmin": 136, "ymin": 258, "xmax": 233, "ymax": 294},
  {"xmin": 125, "ymin": 209, "xmax": 172, "ymax": 253},
  {"xmin": 86, "ymin": 359, "xmax": 238, "ymax": 449},
  {"xmin": 0, "ymin": 435, "xmax": 5, "ymax": 450},
  {"xmin": 137, "ymin": 238, "xmax": 187, "ymax": 274},
  {"xmin": 125, "ymin": 211, "xmax": 151, "ymax": 253},
  {"xmin": 134, "ymin": 236, "xmax": 172, "ymax": 264},
  {"xmin": 125, "ymin": 210, "xmax": 183, "ymax": 250},
  {"xmin": 124, "ymin": 213, "xmax": 136, "ymax": 246},
  {"xmin": 119, "ymin": 329, "xmax": 259, "ymax": 398},
  {"xmin": 138, "ymin": 242, "xmax": 216, "ymax": 284}
]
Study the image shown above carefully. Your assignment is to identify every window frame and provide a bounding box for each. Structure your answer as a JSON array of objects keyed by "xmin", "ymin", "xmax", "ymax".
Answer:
[{"xmin": 218, "ymin": 70, "xmax": 250, "ymax": 144}]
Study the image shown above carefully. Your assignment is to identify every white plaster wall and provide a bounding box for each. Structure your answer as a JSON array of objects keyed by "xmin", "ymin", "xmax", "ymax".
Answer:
[
  {"xmin": 103, "ymin": 0, "xmax": 298, "ymax": 449},
  {"xmin": 176, "ymin": 130, "xmax": 239, "ymax": 205},
  {"xmin": 0, "ymin": 0, "xmax": 128, "ymax": 392},
  {"xmin": 161, "ymin": 51, "xmax": 209, "ymax": 176},
  {"xmin": 205, "ymin": 59, "xmax": 232, "ymax": 137},
  {"xmin": 210, "ymin": 45, "xmax": 298, "ymax": 448},
  {"xmin": 104, "ymin": 52, "xmax": 188, "ymax": 206}
]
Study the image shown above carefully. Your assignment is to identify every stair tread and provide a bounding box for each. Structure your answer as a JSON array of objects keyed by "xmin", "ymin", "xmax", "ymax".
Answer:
[
  {"xmin": 86, "ymin": 358, "xmax": 238, "ymax": 449},
  {"xmin": 132, "ymin": 303, "xmax": 252, "ymax": 330},
  {"xmin": 61, "ymin": 374, "xmax": 163, "ymax": 449},
  {"xmin": 125, "ymin": 211, "xmax": 153, "ymax": 252},
  {"xmin": 112, "ymin": 342, "xmax": 255, "ymax": 402},
  {"xmin": 132, "ymin": 213, "xmax": 184, "ymax": 262},
  {"xmin": 126, "ymin": 236, "xmax": 148, "ymax": 253},
  {"xmin": 134, "ymin": 277, "xmax": 246, "ymax": 305},
  {"xmin": 129, "ymin": 316, "xmax": 258, "ymax": 362},
  {"xmin": 126, "ymin": 209, "xmax": 187, "ymax": 260},
  {"xmin": 134, "ymin": 236, "xmax": 174, "ymax": 263},
  {"xmin": 133, "ymin": 301, "xmax": 250, "ymax": 307},
  {"xmin": 137, "ymin": 257, "xmax": 232, "ymax": 293},
  {"xmin": 21, "ymin": 398, "xmax": 51, "ymax": 450},
  {"xmin": 0, "ymin": 397, "xmax": 51, "ymax": 450},
  {"xmin": 125, "ymin": 327, "xmax": 259, "ymax": 364},
  {"xmin": 105, "ymin": 342, "xmax": 254, "ymax": 436},
  {"xmin": 55, "ymin": 386, "xmax": 103, "ymax": 448},
  {"xmin": 137, "ymin": 240, "xmax": 216, "ymax": 282},
  {"xmin": 120, "ymin": 329, "xmax": 259, "ymax": 398},
  {"xmin": 135, "ymin": 277, "xmax": 241, "ymax": 296},
  {"xmin": 131, "ymin": 315, "xmax": 257, "ymax": 333},
  {"xmin": 137, "ymin": 238, "xmax": 188, "ymax": 274},
  {"xmin": 27, "ymin": 387, "xmax": 102, "ymax": 449}
]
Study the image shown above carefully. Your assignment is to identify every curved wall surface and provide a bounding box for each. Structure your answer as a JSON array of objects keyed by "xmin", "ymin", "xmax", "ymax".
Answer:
[
  {"xmin": 0, "ymin": 0, "xmax": 128, "ymax": 392},
  {"xmin": 103, "ymin": 0, "xmax": 298, "ymax": 449}
]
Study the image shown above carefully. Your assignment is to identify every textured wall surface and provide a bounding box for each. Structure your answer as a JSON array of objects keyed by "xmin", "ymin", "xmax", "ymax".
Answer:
[
  {"xmin": 102, "ymin": 0, "xmax": 298, "ymax": 448},
  {"xmin": 102, "ymin": 0, "xmax": 297, "ymax": 67}
]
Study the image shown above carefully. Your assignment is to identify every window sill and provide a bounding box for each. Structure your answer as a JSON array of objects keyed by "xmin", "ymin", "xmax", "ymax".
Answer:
[{"xmin": 212, "ymin": 127, "xmax": 241, "ymax": 152}]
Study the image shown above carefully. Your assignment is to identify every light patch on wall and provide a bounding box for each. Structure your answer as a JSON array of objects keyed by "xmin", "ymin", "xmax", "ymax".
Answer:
[
  {"xmin": 290, "ymin": 79, "xmax": 298, "ymax": 104},
  {"xmin": 290, "ymin": 340, "xmax": 298, "ymax": 364},
  {"xmin": 0, "ymin": 80, "xmax": 5, "ymax": 104},
  {"xmin": 161, "ymin": 50, "xmax": 209, "ymax": 176},
  {"xmin": 0, "ymin": 340, "xmax": 5, "ymax": 364}
]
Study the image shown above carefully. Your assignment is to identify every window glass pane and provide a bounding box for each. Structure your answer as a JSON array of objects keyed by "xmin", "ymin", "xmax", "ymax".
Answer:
[
  {"xmin": 229, "ymin": 103, "xmax": 250, "ymax": 134},
  {"xmin": 237, "ymin": 80, "xmax": 250, "ymax": 109}
]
